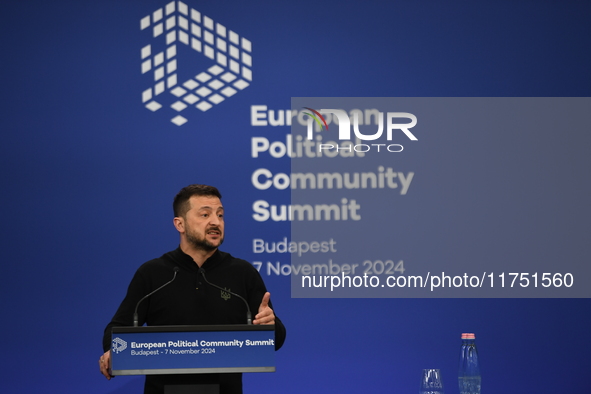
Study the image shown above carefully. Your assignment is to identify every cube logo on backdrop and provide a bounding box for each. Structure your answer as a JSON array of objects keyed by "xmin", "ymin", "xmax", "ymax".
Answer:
[{"xmin": 140, "ymin": 1, "xmax": 252, "ymax": 126}]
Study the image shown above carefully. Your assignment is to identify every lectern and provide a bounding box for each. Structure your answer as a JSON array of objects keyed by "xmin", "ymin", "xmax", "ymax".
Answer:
[{"xmin": 110, "ymin": 324, "xmax": 275, "ymax": 393}]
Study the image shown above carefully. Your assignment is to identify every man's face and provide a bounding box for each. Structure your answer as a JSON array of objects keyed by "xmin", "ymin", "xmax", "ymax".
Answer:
[{"xmin": 182, "ymin": 195, "xmax": 224, "ymax": 251}]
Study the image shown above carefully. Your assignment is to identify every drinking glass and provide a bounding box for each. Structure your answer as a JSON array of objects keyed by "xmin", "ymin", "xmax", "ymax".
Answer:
[{"xmin": 419, "ymin": 368, "xmax": 444, "ymax": 394}]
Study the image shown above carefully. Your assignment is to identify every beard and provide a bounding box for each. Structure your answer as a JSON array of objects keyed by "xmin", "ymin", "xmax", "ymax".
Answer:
[{"xmin": 186, "ymin": 227, "xmax": 224, "ymax": 251}]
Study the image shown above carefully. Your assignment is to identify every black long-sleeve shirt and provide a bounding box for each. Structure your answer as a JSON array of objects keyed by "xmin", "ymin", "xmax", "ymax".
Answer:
[{"xmin": 103, "ymin": 247, "xmax": 286, "ymax": 393}]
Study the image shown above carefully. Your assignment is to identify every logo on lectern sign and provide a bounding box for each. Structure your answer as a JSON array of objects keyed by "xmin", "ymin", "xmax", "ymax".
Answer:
[
  {"xmin": 112, "ymin": 337, "xmax": 128, "ymax": 354},
  {"xmin": 140, "ymin": 1, "xmax": 253, "ymax": 126}
]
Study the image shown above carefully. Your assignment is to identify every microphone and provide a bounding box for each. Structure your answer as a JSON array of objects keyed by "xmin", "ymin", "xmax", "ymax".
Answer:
[
  {"xmin": 198, "ymin": 268, "xmax": 252, "ymax": 325},
  {"xmin": 133, "ymin": 267, "xmax": 180, "ymax": 327}
]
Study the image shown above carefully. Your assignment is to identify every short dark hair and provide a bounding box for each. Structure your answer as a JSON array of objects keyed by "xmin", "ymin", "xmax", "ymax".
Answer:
[{"xmin": 173, "ymin": 184, "xmax": 222, "ymax": 218}]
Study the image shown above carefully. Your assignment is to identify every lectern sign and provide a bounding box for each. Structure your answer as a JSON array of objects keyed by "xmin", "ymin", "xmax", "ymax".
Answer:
[{"xmin": 110, "ymin": 325, "xmax": 275, "ymax": 375}]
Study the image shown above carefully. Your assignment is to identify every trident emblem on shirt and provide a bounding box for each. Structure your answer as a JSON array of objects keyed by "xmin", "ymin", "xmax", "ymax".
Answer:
[{"xmin": 221, "ymin": 288, "xmax": 231, "ymax": 301}]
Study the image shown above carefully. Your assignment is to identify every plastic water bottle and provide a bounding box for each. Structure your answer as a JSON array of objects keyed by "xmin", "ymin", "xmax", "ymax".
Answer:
[{"xmin": 458, "ymin": 333, "xmax": 481, "ymax": 394}]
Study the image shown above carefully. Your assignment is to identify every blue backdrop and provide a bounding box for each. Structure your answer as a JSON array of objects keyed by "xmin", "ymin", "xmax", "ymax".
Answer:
[{"xmin": 1, "ymin": 1, "xmax": 590, "ymax": 393}]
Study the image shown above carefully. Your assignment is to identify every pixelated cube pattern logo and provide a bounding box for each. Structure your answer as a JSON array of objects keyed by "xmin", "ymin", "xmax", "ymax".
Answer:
[
  {"xmin": 112, "ymin": 337, "xmax": 128, "ymax": 354},
  {"xmin": 140, "ymin": 1, "xmax": 252, "ymax": 126}
]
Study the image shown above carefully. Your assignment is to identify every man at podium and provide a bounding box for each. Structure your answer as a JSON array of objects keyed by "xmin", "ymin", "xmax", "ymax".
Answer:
[{"xmin": 99, "ymin": 184, "xmax": 286, "ymax": 394}]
